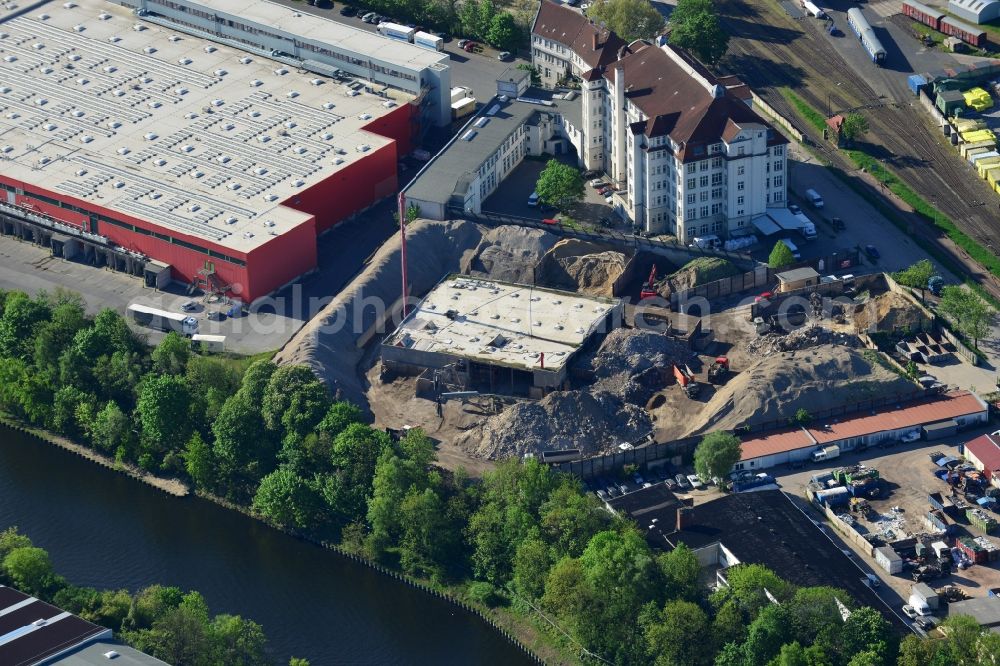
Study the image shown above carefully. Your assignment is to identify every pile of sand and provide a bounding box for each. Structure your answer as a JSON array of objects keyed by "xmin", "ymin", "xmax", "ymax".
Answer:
[
  {"xmin": 462, "ymin": 226, "xmax": 558, "ymax": 284},
  {"xmin": 686, "ymin": 345, "xmax": 915, "ymax": 435},
  {"xmin": 648, "ymin": 256, "xmax": 740, "ymax": 298},
  {"xmin": 854, "ymin": 291, "xmax": 931, "ymax": 334},
  {"xmin": 535, "ymin": 238, "xmax": 629, "ymax": 297}
]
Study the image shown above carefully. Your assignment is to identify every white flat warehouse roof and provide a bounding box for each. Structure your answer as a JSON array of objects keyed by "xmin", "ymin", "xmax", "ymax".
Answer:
[
  {"xmin": 181, "ymin": 0, "xmax": 449, "ymax": 71},
  {"xmin": 386, "ymin": 276, "xmax": 621, "ymax": 373},
  {"xmin": 0, "ymin": 0, "xmax": 413, "ymax": 252}
]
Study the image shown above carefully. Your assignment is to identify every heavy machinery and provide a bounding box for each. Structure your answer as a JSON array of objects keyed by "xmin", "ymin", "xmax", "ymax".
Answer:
[
  {"xmin": 707, "ymin": 357, "xmax": 730, "ymax": 384},
  {"xmin": 673, "ymin": 364, "xmax": 700, "ymax": 398},
  {"xmin": 640, "ymin": 265, "xmax": 658, "ymax": 300}
]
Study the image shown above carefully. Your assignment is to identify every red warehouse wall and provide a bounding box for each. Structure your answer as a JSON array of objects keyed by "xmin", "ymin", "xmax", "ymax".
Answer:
[
  {"xmin": 283, "ymin": 141, "xmax": 398, "ymax": 234},
  {"xmin": 244, "ymin": 215, "xmax": 318, "ymax": 300},
  {"xmin": 363, "ymin": 102, "xmax": 417, "ymax": 156}
]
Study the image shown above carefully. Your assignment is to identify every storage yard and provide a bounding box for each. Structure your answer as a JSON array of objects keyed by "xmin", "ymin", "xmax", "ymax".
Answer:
[{"xmin": 778, "ymin": 433, "xmax": 1000, "ymax": 614}]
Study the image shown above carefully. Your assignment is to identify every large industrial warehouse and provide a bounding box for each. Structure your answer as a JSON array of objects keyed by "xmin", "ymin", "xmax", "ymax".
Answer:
[
  {"xmin": 0, "ymin": 0, "xmax": 428, "ymax": 301},
  {"xmin": 382, "ymin": 275, "xmax": 623, "ymax": 396}
]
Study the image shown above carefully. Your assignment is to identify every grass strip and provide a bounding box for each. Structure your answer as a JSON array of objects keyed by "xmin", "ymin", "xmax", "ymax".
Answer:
[{"xmin": 779, "ymin": 88, "xmax": 826, "ymax": 132}]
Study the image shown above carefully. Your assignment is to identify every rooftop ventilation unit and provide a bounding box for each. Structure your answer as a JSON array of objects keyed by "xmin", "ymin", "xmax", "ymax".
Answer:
[
  {"xmin": 211, "ymin": 99, "xmax": 224, "ymax": 107},
  {"xmin": 332, "ymin": 157, "xmax": 344, "ymax": 165},
  {"xmin": 184, "ymin": 112, "xmax": 198, "ymax": 120},
  {"xmin": 248, "ymin": 110, "xmax": 261, "ymax": 118},
  {"xmin": 140, "ymin": 76, "xmax": 152, "ymax": 84},
  {"xmin": 382, "ymin": 101, "xmax": 396, "ymax": 108},
  {"xmin": 323, "ymin": 102, "xmax": 336, "ymax": 110},
  {"xmin": 32, "ymin": 42, "xmax": 44, "ymax": 49},
  {"xmin": 72, "ymin": 110, "xmax": 84, "ymax": 118},
  {"xmin": 108, "ymin": 35, "xmax": 121, "ymax": 43},
  {"xmin": 149, "ymin": 192, "xmax": 161, "ymax": 199},
  {"xmin": 175, "ymin": 87, "xmax": 188, "ymax": 95},
  {"xmin": 294, "ymin": 146, "xmax": 307, "ymax": 154},
  {"xmin": 264, "ymin": 194, "xmax": 278, "ymax": 202},
  {"xmin": 188, "ymin": 203, "xmax": 200, "ymax": 212},
  {"xmin": 222, "ymin": 123, "xmax": 234, "ymax": 131},
  {"xmin": 133, "ymin": 23, "xmax": 146, "ymax": 31},
  {"xmin": 0, "ymin": 86, "xmax": 9, "ymax": 93},
  {"xmin": 3, "ymin": 56, "xmax": 16, "ymax": 63},
  {"xmin": 117, "ymin": 147, "xmax": 129, "ymax": 155},
  {"xmin": 226, "ymin": 216, "xmax": 237, "ymax": 224},
  {"xmin": 473, "ymin": 117, "xmax": 489, "ymax": 128},
  {"xmin": 5, "ymin": 112, "xmax": 18, "ymax": 119},
  {"xmin": 38, "ymin": 13, "xmax": 50, "ymax": 20},
  {"xmin": 204, "ymin": 45, "xmax": 216, "ymax": 53},
  {"xmin": 178, "ymin": 57, "xmax": 192, "ymax": 65},
  {"xmin": 310, "ymin": 79, "xmax": 324, "ymax": 86},
  {"xmin": 321, "ymin": 132, "xmax": 334, "ymax": 140},
  {"xmin": 148, "ymin": 101, "xmax": 161, "ymax": 109},
  {"xmin": 257, "ymin": 135, "xmax": 271, "ymax": 143},
  {"xmin": 243, "ymin": 232, "xmax": 254, "ymax": 239},
  {"xmin": 486, "ymin": 104, "xmax": 500, "ymax": 116},
  {"xmin": 112, "ymin": 181, "xmax": 125, "ymax": 188},
  {"xmin": 73, "ymin": 25, "xmax": 85, "ymax": 31},
  {"xmin": 74, "ymin": 167, "xmax": 86, "ymax": 175},
  {"xmin": 284, "ymin": 120, "xmax": 296, "ymax": 129},
  {"xmin": 240, "ymin": 57, "xmax": 252, "ymax": 64},
  {"xmin": 63, "ymin": 1, "xmax": 76, "ymax": 7},
  {"xmin": 264, "ymin": 220, "xmax": 275, "ymax": 227},
  {"xmin": 1, "ymin": 145, "xmax": 12, "ymax": 153},
  {"xmin": 154, "ymin": 158, "xmax": 166, "ymax": 166},
  {"xmin": 255, "ymin": 167, "xmax": 267, "ymax": 175},
  {"xmin": 356, "ymin": 144, "xmax": 370, "ymax": 152},
  {"xmin": 250, "ymin": 79, "xmax": 263, "ymax": 87},
  {"xmin": 292, "ymin": 179, "xmax": 304, "ymax": 187},
  {"xmin": 35, "ymin": 98, "xmax": 48, "ymax": 105},
  {"xmin": 68, "ymin": 54, "xmax": 81, "ymax": 62},
  {"xmin": 112, "ymin": 89, "xmax": 125, "ymax": 97},
  {"xmin": 216, "ymin": 155, "xmax": 230, "ymax": 163},
  {"xmin": 190, "ymin": 169, "xmax": 203, "ymax": 178},
  {"xmin": 214, "ymin": 69, "xmax": 227, "ymax": 76},
  {"xmin": 144, "ymin": 132, "xmax": 157, "ymax": 140},
  {"xmin": 98, "ymin": 12, "xmax": 110, "ymax": 19},
  {"xmin": 346, "ymin": 90, "xmax": 359, "ymax": 97},
  {"xmin": 180, "ymin": 144, "xmax": 194, "ymax": 153},
  {"xmin": 38, "ymin": 156, "xmax": 50, "ymax": 165},
  {"xmin": 169, "ymin": 35, "xmax": 181, "ymax": 42},
  {"xmin": 143, "ymin": 46, "xmax": 156, "ymax": 54},
  {"xmin": 462, "ymin": 130, "xmax": 477, "ymax": 141},
  {"xmin": 274, "ymin": 67, "xmax": 289, "ymax": 76},
  {"xmin": 287, "ymin": 91, "xmax": 299, "ymax": 98}
]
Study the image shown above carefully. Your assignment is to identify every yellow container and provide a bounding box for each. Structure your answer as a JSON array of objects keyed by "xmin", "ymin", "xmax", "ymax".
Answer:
[
  {"xmin": 978, "ymin": 157, "xmax": 1000, "ymax": 177},
  {"xmin": 954, "ymin": 118, "xmax": 985, "ymax": 132},
  {"xmin": 962, "ymin": 129, "xmax": 996, "ymax": 143},
  {"xmin": 988, "ymin": 167, "xmax": 1000, "ymax": 187},
  {"xmin": 962, "ymin": 140, "xmax": 996, "ymax": 159}
]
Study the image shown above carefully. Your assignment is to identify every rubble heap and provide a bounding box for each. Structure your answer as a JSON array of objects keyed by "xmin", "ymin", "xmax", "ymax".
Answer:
[{"xmin": 746, "ymin": 325, "xmax": 860, "ymax": 357}]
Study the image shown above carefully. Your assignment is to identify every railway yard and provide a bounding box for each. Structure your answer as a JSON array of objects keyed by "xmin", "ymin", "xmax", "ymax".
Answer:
[{"xmin": 718, "ymin": 0, "xmax": 1000, "ymax": 296}]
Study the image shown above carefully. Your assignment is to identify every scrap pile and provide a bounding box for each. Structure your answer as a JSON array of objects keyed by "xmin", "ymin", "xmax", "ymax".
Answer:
[
  {"xmin": 746, "ymin": 326, "xmax": 860, "ymax": 356},
  {"xmin": 874, "ymin": 506, "xmax": 909, "ymax": 541}
]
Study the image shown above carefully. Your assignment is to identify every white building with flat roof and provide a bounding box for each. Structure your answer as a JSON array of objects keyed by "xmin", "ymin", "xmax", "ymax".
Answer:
[
  {"xmin": 118, "ymin": 0, "xmax": 452, "ymax": 126},
  {"xmin": 382, "ymin": 275, "xmax": 623, "ymax": 395}
]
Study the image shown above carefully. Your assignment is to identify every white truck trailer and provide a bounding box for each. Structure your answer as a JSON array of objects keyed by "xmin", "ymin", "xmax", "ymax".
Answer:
[
  {"xmin": 812, "ymin": 445, "xmax": 841, "ymax": 463},
  {"xmin": 127, "ymin": 304, "xmax": 198, "ymax": 336},
  {"xmin": 413, "ymin": 31, "xmax": 444, "ymax": 51},
  {"xmin": 376, "ymin": 22, "xmax": 416, "ymax": 43}
]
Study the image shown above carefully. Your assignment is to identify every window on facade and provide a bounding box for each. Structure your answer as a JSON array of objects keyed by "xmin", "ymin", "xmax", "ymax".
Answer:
[
  {"xmin": 699, "ymin": 176, "xmax": 708, "ymax": 188},
  {"xmin": 774, "ymin": 191, "xmax": 784, "ymax": 202},
  {"xmin": 686, "ymin": 209, "xmax": 696, "ymax": 220},
  {"xmin": 774, "ymin": 160, "xmax": 784, "ymax": 171},
  {"xmin": 737, "ymin": 165, "xmax": 745, "ymax": 176},
  {"xmin": 712, "ymin": 220, "xmax": 722, "ymax": 232},
  {"xmin": 711, "ymin": 157, "xmax": 722, "ymax": 168},
  {"xmin": 737, "ymin": 181, "xmax": 745, "ymax": 191},
  {"xmin": 774, "ymin": 176, "xmax": 783, "ymax": 188},
  {"xmin": 737, "ymin": 195, "xmax": 744, "ymax": 205},
  {"xmin": 687, "ymin": 193, "xmax": 696, "ymax": 204},
  {"xmin": 774, "ymin": 146, "xmax": 784, "ymax": 156},
  {"xmin": 700, "ymin": 192, "xmax": 708, "ymax": 202},
  {"xmin": 700, "ymin": 206, "xmax": 708, "ymax": 217},
  {"xmin": 687, "ymin": 178, "xmax": 695, "ymax": 189},
  {"xmin": 711, "ymin": 203, "xmax": 721, "ymax": 215},
  {"xmin": 711, "ymin": 187, "xmax": 722, "ymax": 199},
  {"xmin": 699, "ymin": 161, "xmax": 708, "ymax": 172},
  {"xmin": 686, "ymin": 163, "xmax": 695, "ymax": 173},
  {"xmin": 711, "ymin": 173, "xmax": 722, "ymax": 186}
]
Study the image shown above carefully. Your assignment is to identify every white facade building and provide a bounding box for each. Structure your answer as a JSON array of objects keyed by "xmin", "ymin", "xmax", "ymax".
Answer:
[
  {"xmin": 531, "ymin": 0, "xmax": 789, "ymax": 241},
  {"xmin": 119, "ymin": 0, "xmax": 452, "ymax": 126}
]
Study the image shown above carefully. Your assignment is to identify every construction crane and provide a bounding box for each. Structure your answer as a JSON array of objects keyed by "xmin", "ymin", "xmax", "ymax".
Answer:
[{"xmin": 640, "ymin": 264, "xmax": 658, "ymax": 300}]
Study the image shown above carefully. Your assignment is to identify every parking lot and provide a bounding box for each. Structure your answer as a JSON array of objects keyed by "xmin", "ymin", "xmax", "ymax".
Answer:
[{"xmin": 773, "ymin": 424, "xmax": 1000, "ymax": 621}]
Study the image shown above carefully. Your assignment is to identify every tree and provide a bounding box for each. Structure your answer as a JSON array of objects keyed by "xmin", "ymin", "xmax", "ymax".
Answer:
[
  {"xmin": 261, "ymin": 365, "xmax": 322, "ymax": 433},
  {"xmin": 694, "ymin": 431, "xmax": 741, "ymax": 483},
  {"xmin": 517, "ymin": 63, "xmax": 541, "ymax": 86},
  {"xmin": 398, "ymin": 487, "xmax": 452, "ymax": 579},
  {"xmin": 658, "ymin": 542, "xmax": 702, "ymax": 602},
  {"xmin": 511, "ymin": 537, "xmax": 551, "ymax": 600},
  {"xmin": 939, "ymin": 286, "xmax": 994, "ymax": 349},
  {"xmin": 317, "ymin": 401, "xmax": 364, "ymax": 438},
  {"xmin": 588, "ymin": 0, "xmax": 665, "ymax": 42},
  {"xmin": 840, "ymin": 113, "xmax": 869, "ymax": 145},
  {"xmin": 3, "ymin": 546, "xmax": 56, "ymax": 596},
  {"xmin": 136, "ymin": 375, "xmax": 192, "ymax": 459},
  {"xmin": 486, "ymin": 12, "xmax": 519, "ymax": 51},
  {"xmin": 715, "ymin": 564, "xmax": 794, "ymax": 616},
  {"xmin": 641, "ymin": 599, "xmax": 709, "ymax": 666},
  {"xmin": 0, "ymin": 291, "xmax": 51, "ymax": 360},
  {"xmin": 535, "ymin": 159, "xmax": 585, "ymax": 212},
  {"xmin": 183, "ymin": 432, "xmax": 216, "ymax": 489},
  {"xmin": 840, "ymin": 606, "xmax": 895, "ymax": 663},
  {"xmin": 740, "ymin": 604, "xmax": 794, "ymax": 666},
  {"xmin": 892, "ymin": 259, "xmax": 935, "ymax": 299},
  {"xmin": 769, "ymin": 240, "xmax": 795, "ymax": 268},
  {"xmin": 253, "ymin": 468, "xmax": 322, "ymax": 530},
  {"xmin": 151, "ymin": 332, "xmax": 191, "ymax": 376},
  {"xmin": 90, "ymin": 401, "xmax": 132, "ymax": 456},
  {"xmin": 210, "ymin": 614, "xmax": 268, "ymax": 666},
  {"xmin": 0, "ymin": 527, "xmax": 33, "ymax": 561},
  {"xmin": 669, "ymin": 0, "xmax": 729, "ymax": 66},
  {"xmin": 541, "ymin": 556, "xmax": 589, "ymax": 619},
  {"xmin": 793, "ymin": 408, "xmax": 812, "ymax": 426},
  {"xmin": 50, "ymin": 385, "xmax": 92, "ymax": 438},
  {"xmin": 538, "ymin": 481, "xmax": 609, "ymax": 558}
]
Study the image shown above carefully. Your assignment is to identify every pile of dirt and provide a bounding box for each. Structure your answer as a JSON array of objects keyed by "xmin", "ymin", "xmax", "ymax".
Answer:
[
  {"xmin": 535, "ymin": 238, "xmax": 629, "ymax": 297},
  {"xmin": 746, "ymin": 325, "xmax": 861, "ymax": 357},
  {"xmin": 457, "ymin": 329, "xmax": 688, "ymax": 459},
  {"xmin": 455, "ymin": 389, "xmax": 652, "ymax": 459},
  {"xmin": 686, "ymin": 345, "xmax": 915, "ymax": 435},
  {"xmin": 462, "ymin": 226, "xmax": 558, "ymax": 284},
  {"xmin": 652, "ymin": 256, "xmax": 740, "ymax": 297},
  {"xmin": 854, "ymin": 291, "xmax": 931, "ymax": 334}
]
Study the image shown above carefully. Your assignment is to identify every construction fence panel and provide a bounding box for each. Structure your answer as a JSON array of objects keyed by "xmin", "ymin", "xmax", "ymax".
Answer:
[{"xmin": 553, "ymin": 437, "xmax": 701, "ymax": 478}]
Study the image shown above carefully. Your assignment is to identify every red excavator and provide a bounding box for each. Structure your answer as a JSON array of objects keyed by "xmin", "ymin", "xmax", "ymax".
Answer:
[{"xmin": 640, "ymin": 265, "xmax": 658, "ymax": 300}]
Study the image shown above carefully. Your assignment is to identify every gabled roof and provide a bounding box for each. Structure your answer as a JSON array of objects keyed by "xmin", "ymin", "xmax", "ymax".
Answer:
[
  {"xmin": 967, "ymin": 433, "xmax": 1000, "ymax": 472},
  {"xmin": 532, "ymin": 0, "xmax": 626, "ymax": 69}
]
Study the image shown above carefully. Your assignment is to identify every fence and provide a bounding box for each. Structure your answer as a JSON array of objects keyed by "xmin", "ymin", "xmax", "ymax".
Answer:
[
  {"xmin": 552, "ymin": 436, "xmax": 702, "ymax": 478},
  {"xmin": 818, "ymin": 499, "xmax": 876, "ymax": 557},
  {"xmin": 751, "ymin": 92, "xmax": 805, "ymax": 142},
  {"xmin": 883, "ymin": 275, "xmax": 979, "ymax": 365}
]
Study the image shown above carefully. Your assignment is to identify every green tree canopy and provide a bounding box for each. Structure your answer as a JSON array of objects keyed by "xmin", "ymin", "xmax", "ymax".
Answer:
[
  {"xmin": 769, "ymin": 241, "xmax": 795, "ymax": 268},
  {"xmin": 669, "ymin": 0, "xmax": 729, "ymax": 66},
  {"xmin": 939, "ymin": 286, "xmax": 994, "ymax": 348},
  {"xmin": 588, "ymin": 0, "xmax": 665, "ymax": 42},
  {"xmin": 641, "ymin": 598, "xmax": 709, "ymax": 666},
  {"xmin": 486, "ymin": 12, "xmax": 519, "ymax": 50},
  {"xmin": 892, "ymin": 259, "xmax": 936, "ymax": 299},
  {"xmin": 136, "ymin": 374, "xmax": 192, "ymax": 460},
  {"xmin": 151, "ymin": 332, "xmax": 191, "ymax": 376},
  {"xmin": 535, "ymin": 159, "xmax": 585, "ymax": 212},
  {"xmin": 3, "ymin": 546, "xmax": 56, "ymax": 596},
  {"xmin": 840, "ymin": 113, "xmax": 869, "ymax": 144},
  {"xmin": 694, "ymin": 431, "xmax": 741, "ymax": 482}
]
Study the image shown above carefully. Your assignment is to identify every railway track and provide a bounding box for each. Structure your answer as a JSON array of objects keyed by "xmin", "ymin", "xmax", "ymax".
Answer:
[{"xmin": 718, "ymin": 0, "xmax": 1000, "ymax": 267}]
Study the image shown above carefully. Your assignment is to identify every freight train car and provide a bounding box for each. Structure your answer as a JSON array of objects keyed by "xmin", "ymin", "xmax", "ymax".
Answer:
[
  {"xmin": 940, "ymin": 15, "xmax": 987, "ymax": 48},
  {"xmin": 847, "ymin": 8, "xmax": 887, "ymax": 64},
  {"xmin": 902, "ymin": 0, "xmax": 945, "ymax": 29}
]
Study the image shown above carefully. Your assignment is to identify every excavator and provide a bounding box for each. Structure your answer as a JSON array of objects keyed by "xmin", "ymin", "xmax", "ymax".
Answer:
[{"xmin": 640, "ymin": 265, "xmax": 658, "ymax": 300}]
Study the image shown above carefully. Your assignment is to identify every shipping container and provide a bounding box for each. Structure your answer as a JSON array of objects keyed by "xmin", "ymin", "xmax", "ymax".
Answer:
[
  {"xmin": 976, "ymin": 155, "xmax": 1000, "ymax": 176},
  {"xmin": 815, "ymin": 486, "xmax": 850, "ymax": 507},
  {"xmin": 376, "ymin": 22, "xmax": 416, "ymax": 43},
  {"xmin": 413, "ymin": 31, "xmax": 444, "ymax": 51},
  {"xmin": 451, "ymin": 97, "xmax": 476, "ymax": 121},
  {"xmin": 956, "ymin": 535, "xmax": 991, "ymax": 563},
  {"xmin": 967, "ymin": 507, "xmax": 998, "ymax": 533},
  {"xmin": 908, "ymin": 74, "xmax": 928, "ymax": 95},
  {"xmin": 127, "ymin": 304, "xmax": 198, "ymax": 336},
  {"xmin": 961, "ymin": 140, "xmax": 996, "ymax": 159}
]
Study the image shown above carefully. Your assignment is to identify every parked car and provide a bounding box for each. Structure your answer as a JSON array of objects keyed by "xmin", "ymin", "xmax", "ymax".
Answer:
[
  {"xmin": 606, "ymin": 484, "xmax": 620, "ymax": 498},
  {"xmin": 180, "ymin": 300, "xmax": 196, "ymax": 312},
  {"xmin": 208, "ymin": 311, "xmax": 226, "ymax": 322},
  {"xmin": 755, "ymin": 291, "xmax": 773, "ymax": 303},
  {"xmin": 583, "ymin": 169, "xmax": 599, "ymax": 179},
  {"xmin": 687, "ymin": 474, "xmax": 705, "ymax": 490},
  {"xmin": 617, "ymin": 482, "xmax": 628, "ymax": 495},
  {"xmin": 788, "ymin": 203, "xmax": 801, "ymax": 215},
  {"xmin": 914, "ymin": 617, "xmax": 935, "ymax": 631},
  {"xmin": 361, "ymin": 12, "xmax": 377, "ymax": 22},
  {"xmin": 463, "ymin": 41, "xmax": 477, "ymax": 53},
  {"xmin": 597, "ymin": 186, "xmax": 612, "ymax": 195},
  {"xmin": 340, "ymin": 5, "xmax": 357, "ymax": 15},
  {"xmin": 675, "ymin": 474, "xmax": 692, "ymax": 490},
  {"xmin": 902, "ymin": 605, "xmax": 918, "ymax": 620},
  {"xmin": 633, "ymin": 474, "xmax": 645, "ymax": 485},
  {"xmin": 497, "ymin": 51, "xmax": 512, "ymax": 61},
  {"xmin": 665, "ymin": 478, "xmax": 679, "ymax": 491},
  {"xmin": 604, "ymin": 194, "xmax": 614, "ymax": 204},
  {"xmin": 457, "ymin": 39, "xmax": 471, "ymax": 48},
  {"xmin": 589, "ymin": 178, "xmax": 604, "ymax": 188},
  {"xmin": 542, "ymin": 218, "xmax": 558, "ymax": 225},
  {"xmin": 865, "ymin": 244, "xmax": 880, "ymax": 259},
  {"xmin": 596, "ymin": 489, "xmax": 608, "ymax": 500}
]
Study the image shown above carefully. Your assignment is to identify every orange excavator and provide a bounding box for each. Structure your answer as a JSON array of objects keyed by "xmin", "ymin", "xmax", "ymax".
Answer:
[{"xmin": 640, "ymin": 265, "xmax": 658, "ymax": 300}]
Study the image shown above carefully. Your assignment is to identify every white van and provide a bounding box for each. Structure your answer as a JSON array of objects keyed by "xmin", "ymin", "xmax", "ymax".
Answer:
[
  {"xmin": 781, "ymin": 238, "xmax": 802, "ymax": 260},
  {"xmin": 692, "ymin": 234, "xmax": 722, "ymax": 250},
  {"xmin": 805, "ymin": 189, "xmax": 824, "ymax": 209},
  {"xmin": 527, "ymin": 192, "xmax": 539, "ymax": 207}
]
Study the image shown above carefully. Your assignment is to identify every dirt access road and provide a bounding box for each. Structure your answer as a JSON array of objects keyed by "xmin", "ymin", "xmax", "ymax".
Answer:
[{"xmin": 718, "ymin": 0, "xmax": 1000, "ymax": 298}]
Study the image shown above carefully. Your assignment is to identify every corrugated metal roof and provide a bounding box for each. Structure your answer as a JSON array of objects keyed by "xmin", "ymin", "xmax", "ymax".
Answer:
[
  {"xmin": 740, "ymin": 427, "xmax": 815, "ymax": 461},
  {"xmin": 967, "ymin": 433, "xmax": 1000, "ymax": 472}
]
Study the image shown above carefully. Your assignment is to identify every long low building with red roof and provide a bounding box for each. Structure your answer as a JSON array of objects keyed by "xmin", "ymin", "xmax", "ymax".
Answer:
[
  {"xmin": 732, "ymin": 390, "xmax": 988, "ymax": 472},
  {"xmin": 964, "ymin": 432, "xmax": 1000, "ymax": 484}
]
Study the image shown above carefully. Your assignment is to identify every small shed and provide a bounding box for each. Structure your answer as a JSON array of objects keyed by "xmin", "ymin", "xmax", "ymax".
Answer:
[
  {"xmin": 875, "ymin": 545, "xmax": 903, "ymax": 574},
  {"xmin": 911, "ymin": 582, "xmax": 940, "ymax": 610},
  {"xmin": 191, "ymin": 334, "xmax": 226, "ymax": 352},
  {"xmin": 775, "ymin": 267, "xmax": 820, "ymax": 293},
  {"xmin": 923, "ymin": 420, "xmax": 959, "ymax": 440},
  {"xmin": 937, "ymin": 89, "xmax": 966, "ymax": 116},
  {"xmin": 944, "ymin": 36, "xmax": 967, "ymax": 52}
]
